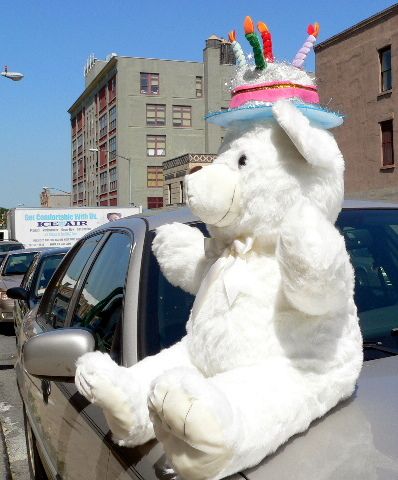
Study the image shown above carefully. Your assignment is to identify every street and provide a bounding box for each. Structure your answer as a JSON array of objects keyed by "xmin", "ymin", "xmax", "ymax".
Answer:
[{"xmin": 0, "ymin": 324, "xmax": 29, "ymax": 479}]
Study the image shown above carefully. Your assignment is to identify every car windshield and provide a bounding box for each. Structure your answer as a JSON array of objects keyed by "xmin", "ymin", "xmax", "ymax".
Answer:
[
  {"xmin": 143, "ymin": 211, "xmax": 398, "ymax": 361},
  {"xmin": 336, "ymin": 208, "xmax": 398, "ymax": 360},
  {"xmin": 34, "ymin": 254, "xmax": 65, "ymax": 297},
  {"xmin": 3, "ymin": 252, "xmax": 36, "ymax": 276}
]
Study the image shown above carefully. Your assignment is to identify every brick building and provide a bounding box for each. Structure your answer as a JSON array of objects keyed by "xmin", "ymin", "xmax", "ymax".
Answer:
[
  {"xmin": 315, "ymin": 4, "xmax": 398, "ymax": 201},
  {"xmin": 162, "ymin": 153, "xmax": 216, "ymax": 207},
  {"xmin": 68, "ymin": 37, "xmax": 235, "ymax": 209}
]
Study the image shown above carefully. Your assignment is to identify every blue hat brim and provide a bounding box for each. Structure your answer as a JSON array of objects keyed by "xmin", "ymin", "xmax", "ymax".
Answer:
[{"xmin": 205, "ymin": 103, "xmax": 344, "ymax": 130}]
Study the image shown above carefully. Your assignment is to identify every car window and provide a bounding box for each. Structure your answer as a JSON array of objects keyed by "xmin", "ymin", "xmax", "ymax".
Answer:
[
  {"xmin": 2, "ymin": 252, "xmax": 36, "ymax": 275},
  {"xmin": 44, "ymin": 234, "xmax": 103, "ymax": 328},
  {"xmin": 140, "ymin": 222, "xmax": 208, "ymax": 357},
  {"xmin": 34, "ymin": 254, "xmax": 65, "ymax": 298},
  {"xmin": 336, "ymin": 209, "xmax": 398, "ymax": 359},
  {"xmin": 70, "ymin": 232, "xmax": 132, "ymax": 362},
  {"xmin": 0, "ymin": 243, "xmax": 23, "ymax": 253},
  {"xmin": 21, "ymin": 253, "xmax": 40, "ymax": 291}
]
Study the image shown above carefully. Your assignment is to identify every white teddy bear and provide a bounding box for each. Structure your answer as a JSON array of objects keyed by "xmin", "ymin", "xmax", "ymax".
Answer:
[
  {"xmin": 75, "ymin": 19, "xmax": 363, "ymax": 479},
  {"xmin": 75, "ymin": 99, "xmax": 362, "ymax": 480}
]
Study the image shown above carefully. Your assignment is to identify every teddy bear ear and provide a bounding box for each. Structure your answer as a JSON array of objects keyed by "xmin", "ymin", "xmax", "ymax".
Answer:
[{"xmin": 272, "ymin": 100, "xmax": 343, "ymax": 169}]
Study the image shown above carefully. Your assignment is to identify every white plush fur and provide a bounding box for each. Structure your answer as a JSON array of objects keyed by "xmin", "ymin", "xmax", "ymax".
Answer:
[{"xmin": 75, "ymin": 100, "xmax": 363, "ymax": 480}]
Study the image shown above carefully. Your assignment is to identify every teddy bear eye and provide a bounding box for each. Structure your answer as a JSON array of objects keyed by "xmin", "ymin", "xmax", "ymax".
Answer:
[{"xmin": 238, "ymin": 155, "xmax": 247, "ymax": 168}]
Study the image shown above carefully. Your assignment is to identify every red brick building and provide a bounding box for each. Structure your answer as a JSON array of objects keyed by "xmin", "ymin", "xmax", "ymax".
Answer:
[{"xmin": 315, "ymin": 5, "xmax": 398, "ymax": 201}]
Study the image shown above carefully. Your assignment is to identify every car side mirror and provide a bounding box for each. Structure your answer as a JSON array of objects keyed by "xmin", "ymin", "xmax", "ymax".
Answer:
[
  {"xmin": 7, "ymin": 286, "xmax": 29, "ymax": 302},
  {"xmin": 23, "ymin": 329, "xmax": 95, "ymax": 380}
]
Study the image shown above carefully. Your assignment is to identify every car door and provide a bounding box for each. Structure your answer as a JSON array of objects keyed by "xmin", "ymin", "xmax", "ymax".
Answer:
[{"xmin": 20, "ymin": 232, "xmax": 109, "ymax": 480}]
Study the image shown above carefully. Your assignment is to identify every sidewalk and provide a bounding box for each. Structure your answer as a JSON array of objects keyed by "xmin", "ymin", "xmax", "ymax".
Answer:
[{"xmin": 0, "ymin": 327, "xmax": 29, "ymax": 479}]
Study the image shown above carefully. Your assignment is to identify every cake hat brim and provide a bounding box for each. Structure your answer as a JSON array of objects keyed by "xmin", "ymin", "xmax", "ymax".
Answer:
[{"xmin": 205, "ymin": 102, "xmax": 344, "ymax": 130}]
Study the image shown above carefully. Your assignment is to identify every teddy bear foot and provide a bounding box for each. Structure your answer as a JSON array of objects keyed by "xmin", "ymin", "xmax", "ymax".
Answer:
[{"xmin": 148, "ymin": 372, "xmax": 234, "ymax": 480}]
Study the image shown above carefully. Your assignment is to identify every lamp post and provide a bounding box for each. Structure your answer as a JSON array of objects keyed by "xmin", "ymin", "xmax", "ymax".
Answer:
[
  {"xmin": 1, "ymin": 65, "xmax": 24, "ymax": 81},
  {"xmin": 89, "ymin": 148, "xmax": 132, "ymax": 206}
]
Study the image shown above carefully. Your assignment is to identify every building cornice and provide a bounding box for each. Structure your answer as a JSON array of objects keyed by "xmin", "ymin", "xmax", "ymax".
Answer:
[
  {"xmin": 315, "ymin": 3, "xmax": 398, "ymax": 52},
  {"xmin": 68, "ymin": 56, "xmax": 118, "ymax": 114},
  {"xmin": 163, "ymin": 153, "xmax": 216, "ymax": 170}
]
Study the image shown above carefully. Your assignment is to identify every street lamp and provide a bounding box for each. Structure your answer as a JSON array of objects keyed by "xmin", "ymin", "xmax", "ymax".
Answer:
[
  {"xmin": 89, "ymin": 148, "xmax": 132, "ymax": 206},
  {"xmin": 1, "ymin": 65, "xmax": 23, "ymax": 81}
]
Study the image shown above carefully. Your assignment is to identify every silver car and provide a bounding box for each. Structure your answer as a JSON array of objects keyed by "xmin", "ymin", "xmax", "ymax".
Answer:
[
  {"xmin": 16, "ymin": 202, "xmax": 398, "ymax": 480},
  {"xmin": 0, "ymin": 248, "xmax": 44, "ymax": 323}
]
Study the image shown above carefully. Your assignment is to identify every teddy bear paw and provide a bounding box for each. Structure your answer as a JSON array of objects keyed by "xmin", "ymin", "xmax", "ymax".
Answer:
[
  {"xmin": 148, "ymin": 371, "xmax": 234, "ymax": 480},
  {"xmin": 75, "ymin": 351, "xmax": 126, "ymax": 409}
]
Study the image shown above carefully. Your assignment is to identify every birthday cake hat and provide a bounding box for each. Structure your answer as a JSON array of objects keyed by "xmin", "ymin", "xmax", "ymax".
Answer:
[{"xmin": 206, "ymin": 17, "xmax": 343, "ymax": 129}]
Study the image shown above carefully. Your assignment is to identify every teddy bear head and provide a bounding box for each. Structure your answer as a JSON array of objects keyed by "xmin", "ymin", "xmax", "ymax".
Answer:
[{"xmin": 185, "ymin": 112, "xmax": 344, "ymax": 246}]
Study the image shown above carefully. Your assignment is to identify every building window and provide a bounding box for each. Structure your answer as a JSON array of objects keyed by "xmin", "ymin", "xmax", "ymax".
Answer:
[
  {"xmin": 108, "ymin": 76, "xmax": 116, "ymax": 101},
  {"xmin": 179, "ymin": 180, "xmax": 184, "ymax": 203},
  {"xmin": 140, "ymin": 72, "xmax": 159, "ymax": 95},
  {"xmin": 100, "ymin": 171, "xmax": 108, "ymax": 193},
  {"xmin": 172, "ymin": 105, "xmax": 192, "ymax": 127},
  {"xmin": 99, "ymin": 113, "xmax": 108, "ymax": 138},
  {"xmin": 109, "ymin": 167, "xmax": 117, "ymax": 191},
  {"xmin": 109, "ymin": 136, "xmax": 117, "ymax": 161},
  {"xmin": 78, "ymin": 182, "xmax": 84, "ymax": 201},
  {"xmin": 147, "ymin": 197, "xmax": 163, "ymax": 209},
  {"xmin": 147, "ymin": 166, "xmax": 163, "ymax": 188},
  {"xmin": 146, "ymin": 104, "xmax": 166, "ymax": 126},
  {"xmin": 380, "ymin": 119, "xmax": 394, "ymax": 167},
  {"xmin": 167, "ymin": 184, "xmax": 171, "ymax": 205},
  {"xmin": 77, "ymin": 135, "xmax": 83, "ymax": 154},
  {"xmin": 379, "ymin": 46, "xmax": 392, "ymax": 92},
  {"xmin": 109, "ymin": 106, "xmax": 117, "ymax": 131},
  {"xmin": 99, "ymin": 144, "xmax": 108, "ymax": 167},
  {"xmin": 147, "ymin": 135, "xmax": 166, "ymax": 156},
  {"xmin": 196, "ymin": 76, "xmax": 203, "ymax": 97}
]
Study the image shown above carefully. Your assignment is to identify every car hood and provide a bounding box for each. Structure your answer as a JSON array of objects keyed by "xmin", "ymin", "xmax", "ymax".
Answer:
[
  {"xmin": 0, "ymin": 275, "xmax": 23, "ymax": 291},
  {"xmin": 243, "ymin": 356, "xmax": 398, "ymax": 480}
]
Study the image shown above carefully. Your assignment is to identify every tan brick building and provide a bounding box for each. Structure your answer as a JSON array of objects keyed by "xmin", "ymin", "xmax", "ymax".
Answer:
[
  {"xmin": 163, "ymin": 153, "xmax": 215, "ymax": 207},
  {"xmin": 315, "ymin": 4, "xmax": 398, "ymax": 201}
]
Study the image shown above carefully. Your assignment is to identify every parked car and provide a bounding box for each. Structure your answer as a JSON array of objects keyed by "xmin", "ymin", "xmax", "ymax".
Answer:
[
  {"xmin": 0, "ymin": 248, "xmax": 43, "ymax": 323},
  {"xmin": 7, "ymin": 247, "xmax": 69, "ymax": 336},
  {"xmin": 0, "ymin": 240, "xmax": 24, "ymax": 265},
  {"xmin": 15, "ymin": 202, "xmax": 398, "ymax": 480}
]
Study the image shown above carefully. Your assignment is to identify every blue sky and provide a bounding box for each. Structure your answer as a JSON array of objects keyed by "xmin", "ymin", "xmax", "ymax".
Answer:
[{"xmin": 1, "ymin": 0, "xmax": 395, "ymax": 208}]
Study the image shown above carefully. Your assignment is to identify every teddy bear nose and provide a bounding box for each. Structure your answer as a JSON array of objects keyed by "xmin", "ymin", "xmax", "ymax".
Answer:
[{"xmin": 189, "ymin": 165, "xmax": 203, "ymax": 175}]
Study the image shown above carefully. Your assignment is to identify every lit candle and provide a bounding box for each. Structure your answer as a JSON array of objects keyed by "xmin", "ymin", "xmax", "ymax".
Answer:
[
  {"xmin": 292, "ymin": 23, "xmax": 320, "ymax": 68},
  {"xmin": 228, "ymin": 30, "xmax": 247, "ymax": 67},
  {"xmin": 244, "ymin": 16, "xmax": 266, "ymax": 70},
  {"xmin": 257, "ymin": 22, "xmax": 274, "ymax": 63}
]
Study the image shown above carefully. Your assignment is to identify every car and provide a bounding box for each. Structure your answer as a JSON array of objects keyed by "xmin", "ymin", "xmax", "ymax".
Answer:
[
  {"xmin": 0, "ymin": 240, "xmax": 24, "ymax": 265},
  {"xmin": 15, "ymin": 201, "xmax": 398, "ymax": 480},
  {"xmin": 0, "ymin": 248, "xmax": 44, "ymax": 323},
  {"xmin": 6, "ymin": 247, "xmax": 69, "ymax": 336}
]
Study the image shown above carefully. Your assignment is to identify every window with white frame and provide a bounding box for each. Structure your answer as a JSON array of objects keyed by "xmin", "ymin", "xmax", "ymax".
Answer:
[
  {"xmin": 109, "ymin": 136, "xmax": 117, "ymax": 161},
  {"xmin": 109, "ymin": 167, "xmax": 117, "ymax": 191},
  {"xmin": 147, "ymin": 166, "xmax": 163, "ymax": 188},
  {"xmin": 147, "ymin": 135, "xmax": 166, "ymax": 156},
  {"xmin": 100, "ymin": 171, "xmax": 108, "ymax": 193},
  {"xmin": 140, "ymin": 72, "xmax": 159, "ymax": 95},
  {"xmin": 172, "ymin": 105, "xmax": 192, "ymax": 127},
  {"xmin": 109, "ymin": 106, "xmax": 117, "ymax": 131},
  {"xmin": 99, "ymin": 113, "xmax": 108, "ymax": 138}
]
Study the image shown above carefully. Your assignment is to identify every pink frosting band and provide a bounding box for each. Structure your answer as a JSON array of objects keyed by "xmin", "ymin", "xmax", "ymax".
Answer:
[{"xmin": 230, "ymin": 82, "xmax": 319, "ymax": 109}]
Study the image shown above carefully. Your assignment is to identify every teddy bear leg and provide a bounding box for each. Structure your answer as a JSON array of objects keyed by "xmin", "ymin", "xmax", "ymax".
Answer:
[
  {"xmin": 148, "ymin": 368, "xmax": 237, "ymax": 480},
  {"xmin": 149, "ymin": 362, "xmax": 358, "ymax": 480}
]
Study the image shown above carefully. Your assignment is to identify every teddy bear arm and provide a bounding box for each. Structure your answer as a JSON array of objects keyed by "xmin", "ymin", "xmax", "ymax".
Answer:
[
  {"xmin": 152, "ymin": 222, "xmax": 211, "ymax": 295},
  {"xmin": 277, "ymin": 203, "xmax": 354, "ymax": 316},
  {"xmin": 75, "ymin": 338, "xmax": 196, "ymax": 447}
]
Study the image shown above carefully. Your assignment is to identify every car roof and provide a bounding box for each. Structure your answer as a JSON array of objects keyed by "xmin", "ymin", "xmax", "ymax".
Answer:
[
  {"xmin": 98, "ymin": 199, "xmax": 398, "ymax": 233},
  {"xmin": 3, "ymin": 247, "xmax": 50, "ymax": 255},
  {"xmin": 0, "ymin": 240, "xmax": 23, "ymax": 244},
  {"xmin": 243, "ymin": 355, "xmax": 398, "ymax": 479}
]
